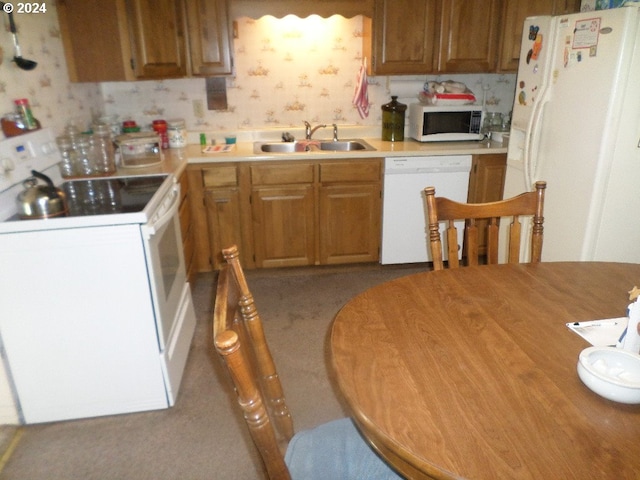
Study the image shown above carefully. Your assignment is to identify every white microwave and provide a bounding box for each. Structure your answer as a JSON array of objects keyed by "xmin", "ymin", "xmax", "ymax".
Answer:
[{"xmin": 409, "ymin": 104, "xmax": 484, "ymax": 142}]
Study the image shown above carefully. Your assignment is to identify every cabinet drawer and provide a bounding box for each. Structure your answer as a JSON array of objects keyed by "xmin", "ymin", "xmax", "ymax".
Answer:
[
  {"xmin": 320, "ymin": 161, "xmax": 380, "ymax": 183},
  {"xmin": 203, "ymin": 165, "xmax": 238, "ymax": 187},
  {"xmin": 251, "ymin": 163, "xmax": 314, "ymax": 185}
]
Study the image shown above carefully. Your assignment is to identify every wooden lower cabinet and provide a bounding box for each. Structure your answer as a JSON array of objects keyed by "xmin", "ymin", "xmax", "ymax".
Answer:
[
  {"xmin": 251, "ymin": 185, "xmax": 316, "ymax": 268},
  {"xmin": 467, "ymin": 153, "xmax": 507, "ymax": 204},
  {"xmin": 205, "ymin": 187, "xmax": 243, "ymax": 267},
  {"xmin": 188, "ymin": 163, "xmax": 249, "ymax": 271},
  {"xmin": 466, "ymin": 153, "xmax": 507, "ymax": 255},
  {"xmin": 188, "ymin": 159, "xmax": 382, "ymax": 270},
  {"xmin": 319, "ymin": 160, "xmax": 381, "ymax": 265},
  {"xmin": 319, "ymin": 184, "xmax": 380, "ymax": 264}
]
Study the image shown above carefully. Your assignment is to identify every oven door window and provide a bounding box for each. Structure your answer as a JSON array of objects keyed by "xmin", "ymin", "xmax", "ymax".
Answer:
[{"xmin": 144, "ymin": 210, "xmax": 186, "ymax": 350}]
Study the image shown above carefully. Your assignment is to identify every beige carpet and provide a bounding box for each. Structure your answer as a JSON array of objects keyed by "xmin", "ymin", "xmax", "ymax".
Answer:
[{"xmin": 0, "ymin": 263, "xmax": 427, "ymax": 480}]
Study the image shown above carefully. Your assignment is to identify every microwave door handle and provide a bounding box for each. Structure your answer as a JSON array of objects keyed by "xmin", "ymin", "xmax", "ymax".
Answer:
[{"xmin": 142, "ymin": 184, "xmax": 180, "ymax": 239}]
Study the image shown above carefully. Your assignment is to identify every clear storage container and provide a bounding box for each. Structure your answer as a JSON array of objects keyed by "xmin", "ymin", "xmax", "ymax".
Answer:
[{"xmin": 115, "ymin": 133, "xmax": 162, "ymax": 168}]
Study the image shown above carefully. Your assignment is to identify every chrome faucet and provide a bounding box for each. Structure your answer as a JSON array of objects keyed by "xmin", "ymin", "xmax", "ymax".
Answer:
[
  {"xmin": 332, "ymin": 124, "xmax": 339, "ymax": 141},
  {"xmin": 304, "ymin": 121, "xmax": 327, "ymax": 140}
]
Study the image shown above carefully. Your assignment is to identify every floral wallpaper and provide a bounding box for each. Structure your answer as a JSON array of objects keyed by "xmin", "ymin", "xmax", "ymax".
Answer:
[
  {"xmin": 0, "ymin": 8, "xmax": 515, "ymax": 141},
  {"xmin": 101, "ymin": 15, "xmax": 517, "ymax": 140},
  {"xmin": 0, "ymin": 2, "xmax": 99, "ymax": 139}
]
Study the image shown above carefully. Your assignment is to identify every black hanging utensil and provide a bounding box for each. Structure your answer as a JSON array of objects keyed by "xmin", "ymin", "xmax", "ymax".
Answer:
[{"xmin": 6, "ymin": 9, "xmax": 37, "ymax": 70}]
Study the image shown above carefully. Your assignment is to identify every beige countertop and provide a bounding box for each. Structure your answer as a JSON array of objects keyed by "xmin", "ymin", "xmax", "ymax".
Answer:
[
  {"xmin": 118, "ymin": 137, "xmax": 507, "ymax": 177},
  {"xmin": 185, "ymin": 137, "xmax": 507, "ymax": 164}
]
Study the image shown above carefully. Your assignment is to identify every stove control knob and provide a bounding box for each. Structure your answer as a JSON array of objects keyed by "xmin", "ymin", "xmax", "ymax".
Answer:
[{"xmin": 0, "ymin": 157, "xmax": 15, "ymax": 176}]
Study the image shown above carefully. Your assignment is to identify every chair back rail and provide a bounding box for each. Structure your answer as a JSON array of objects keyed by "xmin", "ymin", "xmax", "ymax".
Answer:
[
  {"xmin": 222, "ymin": 246, "xmax": 295, "ymax": 442},
  {"xmin": 213, "ymin": 252, "xmax": 293, "ymax": 479},
  {"xmin": 425, "ymin": 181, "xmax": 546, "ymax": 270}
]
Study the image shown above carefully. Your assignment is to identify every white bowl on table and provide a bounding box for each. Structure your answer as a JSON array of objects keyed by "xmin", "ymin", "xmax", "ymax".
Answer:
[{"xmin": 577, "ymin": 346, "xmax": 640, "ymax": 404}]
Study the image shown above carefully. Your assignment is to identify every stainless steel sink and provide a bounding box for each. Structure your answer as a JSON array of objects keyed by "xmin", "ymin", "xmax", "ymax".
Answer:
[
  {"xmin": 254, "ymin": 139, "xmax": 376, "ymax": 153},
  {"xmin": 320, "ymin": 140, "xmax": 376, "ymax": 151},
  {"xmin": 258, "ymin": 143, "xmax": 298, "ymax": 153}
]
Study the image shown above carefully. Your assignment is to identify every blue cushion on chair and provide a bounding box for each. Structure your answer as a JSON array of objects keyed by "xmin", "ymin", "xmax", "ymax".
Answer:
[{"xmin": 284, "ymin": 418, "xmax": 404, "ymax": 479}]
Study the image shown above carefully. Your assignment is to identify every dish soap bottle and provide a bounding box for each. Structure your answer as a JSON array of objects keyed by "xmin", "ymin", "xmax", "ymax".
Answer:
[{"xmin": 381, "ymin": 96, "xmax": 407, "ymax": 142}]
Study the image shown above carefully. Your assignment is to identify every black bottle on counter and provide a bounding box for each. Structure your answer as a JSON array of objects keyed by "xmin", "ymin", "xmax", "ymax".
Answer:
[{"xmin": 381, "ymin": 96, "xmax": 407, "ymax": 142}]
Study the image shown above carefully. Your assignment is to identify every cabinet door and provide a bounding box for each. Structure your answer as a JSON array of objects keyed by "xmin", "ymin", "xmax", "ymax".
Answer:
[
  {"xmin": 366, "ymin": 0, "xmax": 439, "ymax": 75},
  {"xmin": 205, "ymin": 188, "xmax": 243, "ymax": 268},
  {"xmin": 128, "ymin": 0, "xmax": 188, "ymax": 79},
  {"xmin": 186, "ymin": 0, "xmax": 233, "ymax": 76},
  {"xmin": 467, "ymin": 154, "xmax": 507, "ymax": 204},
  {"xmin": 57, "ymin": 0, "xmax": 134, "ymax": 82},
  {"xmin": 319, "ymin": 184, "xmax": 380, "ymax": 264},
  {"xmin": 467, "ymin": 154, "xmax": 507, "ymax": 255},
  {"xmin": 319, "ymin": 160, "xmax": 381, "ymax": 264},
  {"xmin": 437, "ymin": 0, "xmax": 502, "ymax": 73},
  {"xmin": 251, "ymin": 186, "xmax": 316, "ymax": 268},
  {"xmin": 498, "ymin": 0, "xmax": 580, "ymax": 72}
]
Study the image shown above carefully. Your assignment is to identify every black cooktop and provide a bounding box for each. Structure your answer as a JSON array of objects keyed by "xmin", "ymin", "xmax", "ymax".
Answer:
[{"xmin": 62, "ymin": 174, "xmax": 168, "ymax": 217}]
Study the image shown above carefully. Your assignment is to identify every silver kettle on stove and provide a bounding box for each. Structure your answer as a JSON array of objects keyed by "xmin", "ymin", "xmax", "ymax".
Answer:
[{"xmin": 17, "ymin": 170, "xmax": 68, "ymax": 219}]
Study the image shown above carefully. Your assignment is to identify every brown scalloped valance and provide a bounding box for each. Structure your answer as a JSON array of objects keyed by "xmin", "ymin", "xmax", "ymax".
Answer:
[{"xmin": 229, "ymin": 0, "xmax": 373, "ymax": 19}]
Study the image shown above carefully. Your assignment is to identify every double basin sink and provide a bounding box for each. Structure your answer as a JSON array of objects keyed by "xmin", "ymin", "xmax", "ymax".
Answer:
[{"xmin": 254, "ymin": 139, "xmax": 376, "ymax": 154}]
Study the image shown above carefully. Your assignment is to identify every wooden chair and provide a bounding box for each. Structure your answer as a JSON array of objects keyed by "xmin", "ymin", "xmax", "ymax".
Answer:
[
  {"xmin": 424, "ymin": 181, "xmax": 546, "ymax": 270},
  {"xmin": 213, "ymin": 245, "xmax": 403, "ymax": 480}
]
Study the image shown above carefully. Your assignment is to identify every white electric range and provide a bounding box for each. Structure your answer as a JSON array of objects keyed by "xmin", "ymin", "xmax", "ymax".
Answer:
[{"xmin": 0, "ymin": 128, "xmax": 196, "ymax": 424}]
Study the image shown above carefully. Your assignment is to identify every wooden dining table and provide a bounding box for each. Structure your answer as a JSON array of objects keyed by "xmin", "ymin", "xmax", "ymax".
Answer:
[{"xmin": 330, "ymin": 262, "xmax": 640, "ymax": 480}]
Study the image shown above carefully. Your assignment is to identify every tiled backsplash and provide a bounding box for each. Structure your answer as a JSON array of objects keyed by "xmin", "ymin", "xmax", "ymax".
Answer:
[{"xmin": 0, "ymin": 9, "xmax": 515, "ymax": 140}]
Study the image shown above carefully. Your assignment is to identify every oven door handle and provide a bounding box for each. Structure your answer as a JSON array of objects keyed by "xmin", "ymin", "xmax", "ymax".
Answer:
[{"xmin": 141, "ymin": 184, "xmax": 180, "ymax": 239}]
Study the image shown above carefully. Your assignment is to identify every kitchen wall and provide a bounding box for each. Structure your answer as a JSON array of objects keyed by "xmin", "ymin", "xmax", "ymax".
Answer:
[
  {"xmin": 0, "ymin": 8, "xmax": 515, "ymax": 141},
  {"xmin": 0, "ymin": 4, "xmax": 99, "ymax": 138},
  {"xmin": 102, "ymin": 15, "xmax": 516, "ymax": 140}
]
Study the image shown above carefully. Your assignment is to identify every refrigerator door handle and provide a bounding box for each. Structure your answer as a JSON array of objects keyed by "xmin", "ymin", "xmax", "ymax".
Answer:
[
  {"xmin": 524, "ymin": 81, "xmax": 552, "ymax": 188},
  {"xmin": 525, "ymin": 99, "xmax": 544, "ymax": 187}
]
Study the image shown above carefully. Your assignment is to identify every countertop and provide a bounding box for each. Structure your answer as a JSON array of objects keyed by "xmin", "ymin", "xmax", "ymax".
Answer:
[
  {"xmin": 185, "ymin": 137, "xmax": 507, "ymax": 164},
  {"xmin": 120, "ymin": 136, "xmax": 507, "ymax": 177}
]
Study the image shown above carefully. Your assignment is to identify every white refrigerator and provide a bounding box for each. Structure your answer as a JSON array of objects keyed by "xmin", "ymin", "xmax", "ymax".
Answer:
[{"xmin": 503, "ymin": 5, "xmax": 640, "ymax": 263}]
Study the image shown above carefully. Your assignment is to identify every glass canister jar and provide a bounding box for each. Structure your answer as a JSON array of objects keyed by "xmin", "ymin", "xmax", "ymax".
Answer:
[
  {"xmin": 167, "ymin": 119, "xmax": 187, "ymax": 148},
  {"xmin": 56, "ymin": 135, "xmax": 78, "ymax": 178},
  {"xmin": 75, "ymin": 136, "xmax": 97, "ymax": 176},
  {"xmin": 91, "ymin": 123, "xmax": 117, "ymax": 175},
  {"xmin": 381, "ymin": 96, "xmax": 407, "ymax": 142}
]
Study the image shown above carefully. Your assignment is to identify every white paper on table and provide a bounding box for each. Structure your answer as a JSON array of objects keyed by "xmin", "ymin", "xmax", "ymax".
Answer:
[{"xmin": 566, "ymin": 318, "xmax": 628, "ymax": 347}]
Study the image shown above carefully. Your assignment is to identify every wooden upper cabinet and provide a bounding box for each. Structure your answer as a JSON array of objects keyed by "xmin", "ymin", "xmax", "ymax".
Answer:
[
  {"xmin": 128, "ymin": 0, "xmax": 188, "ymax": 79},
  {"xmin": 498, "ymin": 0, "xmax": 580, "ymax": 72},
  {"xmin": 58, "ymin": 0, "xmax": 233, "ymax": 81},
  {"xmin": 365, "ymin": 0, "xmax": 439, "ymax": 75},
  {"xmin": 186, "ymin": 0, "xmax": 233, "ymax": 76},
  {"xmin": 58, "ymin": 0, "xmax": 135, "ymax": 82},
  {"xmin": 436, "ymin": 0, "xmax": 502, "ymax": 73},
  {"xmin": 58, "ymin": 0, "xmax": 187, "ymax": 81}
]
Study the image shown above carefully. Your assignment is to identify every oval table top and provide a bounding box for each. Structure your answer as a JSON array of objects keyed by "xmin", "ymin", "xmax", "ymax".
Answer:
[{"xmin": 330, "ymin": 262, "xmax": 640, "ymax": 480}]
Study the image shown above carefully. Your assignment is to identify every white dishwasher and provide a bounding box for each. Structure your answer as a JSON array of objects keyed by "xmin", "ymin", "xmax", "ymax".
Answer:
[{"xmin": 381, "ymin": 156, "xmax": 472, "ymax": 264}]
